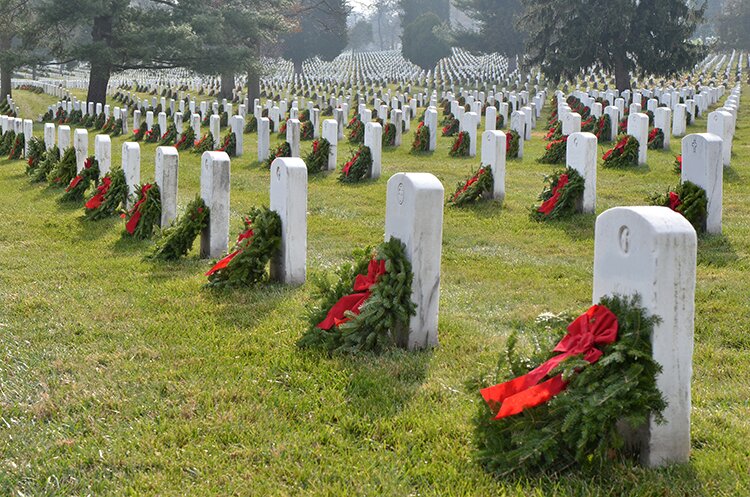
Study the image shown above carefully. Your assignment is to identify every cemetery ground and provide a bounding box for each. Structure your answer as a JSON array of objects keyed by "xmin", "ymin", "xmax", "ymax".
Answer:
[{"xmin": 0, "ymin": 86, "xmax": 748, "ymax": 496}]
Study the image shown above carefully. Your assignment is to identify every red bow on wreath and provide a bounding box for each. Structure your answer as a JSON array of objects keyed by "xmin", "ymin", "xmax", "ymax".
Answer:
[
  {"xmin": 205, "ymin": 224, "xmax": 254, "ymax": 276},
  {"xmin": 85, "ymin": 177, "xmax": 112, "ymax": 210},
  {"xmin": 125, "ymin": 184, "xmax": 154, "ymax": 234},
  {"xmin": 537, "ymin": 174, "xmax": 569, "ymax": 215},
  {"xmin": 317, "ymin": 259, "xmax": 387, "ymax": 330},
  {"xmin": 66, "ymin": 175, "xmax": 83, "ymax": 192},
  {"xmin": 481, "ymin": 305, "xmax": 618, "ymax": 419}
]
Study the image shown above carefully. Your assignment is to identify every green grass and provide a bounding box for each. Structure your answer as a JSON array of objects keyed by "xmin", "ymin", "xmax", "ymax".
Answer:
[{"xmin": 0, "ymin": 85, "xmax": 748, "ymax": 496}]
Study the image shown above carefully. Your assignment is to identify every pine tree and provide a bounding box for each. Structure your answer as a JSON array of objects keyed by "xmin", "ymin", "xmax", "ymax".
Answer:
[
  {"xmin": 281, "ymin": 0, "xmax": 350, "ymax": 75},
  {"xmin": 452, "ymin": 0, "xmax": 525, "ymax": 58},
  {"xmin": 0, "ymin": 0, "xmax": 45, "ymax": 101},
  {"xmin": 518, "ymin": 0, "xmax": 706, "ymax": 91}
]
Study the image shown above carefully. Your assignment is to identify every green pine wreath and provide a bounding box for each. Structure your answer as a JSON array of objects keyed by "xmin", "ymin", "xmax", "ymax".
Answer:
[
  {"xmin": 382, "ymin": 122, "xmax": 397, "ymax": 147},
  {"xmin": 263, "ymin": 141, "xmax": 292, "ymax": 168},
  {"xmin": 647, "ymin": 128, "xmax": 664, "ymax": 150},
  {"xmin": 193, "ymin": 132, "xmax": 215, "ymax": 154},
  {"xmin": 60, "ymin": 157, "xmax": 99, "ymax": 203},
  {"xmin": 205, "ymin": 206, "xmax": 282, "ymax": 288},
  {"xmin": 506, "ymin": 130, "xmax": 520, "ymax": 159},
  {"xmin": 538, "ymin": 135, "xmax": 568, "ymax": 164},
  {"xmin": 123, "ymin": 183, "xmax": 162, "ymax": 240},
  {"xmin": 149, "ymin": 196, "xmax": 209, "ymax": 261},
  {"xmin": 32, "ymin": 145, "xmax": 59, "ymax": 183},
  {"xmin": 411, "ymin": 122, "xmax": 430, "ymax": 153},
  {"xmin": 648, "ymin": 181, "xmax": 707, "ymax": 233},
  {"xmin": 218, "ymin": 132, "xmax": 237, "ymax": 156},
  {"xmin": 304, "ymin": 138, "xmax": 330, "ymax": 174},
  {"xmin": 595, "ymin": 114, "xmax": 612, "ymax": 143},
  {"xmin": 449, "ymin": 165, "xmax": 494, "ymax": 207},
  {"xmin": 450, "ymin": 131, "xmax": 471, "ymax": 157},
  {"xmin": 176, "ymin": 126, "xmax": 195, "ymax": 150},
  {"xmin": 132, "ymin": 121, "xmax": 148, "ymax": 141},
  {"xmin": 48, "ymin": 147, "xmax": 77, "ymax": 186},
  {"xmin": 602, "ymin": 134, "xmax": 639, "ymax": 168},
  {"xmin": 244, "ymin": 115, "xmax": 258, "ymax": 133},
  {"xmin": 347, "ymin": 116, "xmax": 364, "ymax": 144},
  {"xmin": 474, "ymin": 294, "xmax": 666, "ymax": 475},
  {"xmin": 0, "ymin": 130, "xmax": 16, "ymax": 155},
  {"xmin": 339, "ymin": 145, "xmax": 372, "ymax": 183},
  {"xmin": 145, "ymin": 123, "xmax": 161, "ymax": 143},
  {"xmin": 25, "ymin": 137, "xmax": 46, "ymax": 175},
  {"xmin": 160, "ymin": 123, "xmax": 178, "ymax": 145},
  {"xmin": 8, "ymin": 133, "xmax": 25, "ymax": 160},
  {"xmin": 530, "ymin": 167, "xmax": 585, "ymax": 221},
  {"xmin": 84, "ymin": 167, "xmax": 128, "ymax": 220},
  {"xmin": 297, "ymin": 237, "xmax": 416, "ymax": 354},
  {"xmin": 442, "ymin": 117, "xmax": 460, "ymax": 137}
]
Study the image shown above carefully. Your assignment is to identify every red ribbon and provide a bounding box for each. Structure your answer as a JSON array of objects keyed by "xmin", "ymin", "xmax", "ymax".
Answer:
[
  {"xmin": 66, "ymin": 175, "xmax": 83, "ymax": 192},
  {"xmin": 481, "ymin": 305, "xmax": 618, "ymax": 419},
  {"xmin": 668, "ymin": 191, "xmax": 682, "ymax": 211},
  {"xmin": 537, "ymin": 174, "xmax": 569, "ymax": 215},
  {"xmin": 125, "ymin": 184, "xmax": 154, "ymax": 234},
  {"xmin": 85, "ymin": 177, "xmax": 112, "ymax": 210},
  {"xmin": 317, "ymin": 259, "xmax": 387, "ymax": 330},
  {"xmin": 205, "ymin": 226, "xmax": 254, "ymax": 276}
]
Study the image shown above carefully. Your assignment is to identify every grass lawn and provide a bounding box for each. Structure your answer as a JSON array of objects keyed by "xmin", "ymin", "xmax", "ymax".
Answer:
[{"xmin": 0, "ymin": 84, "xmax": 748, "ymax": 496}]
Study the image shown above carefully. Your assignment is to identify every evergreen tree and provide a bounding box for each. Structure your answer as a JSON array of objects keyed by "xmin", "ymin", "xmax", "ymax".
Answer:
[
  {"xmin": 0, "ymin": 0, "xmax": 45, "ymax": 101},
  {"xmin": 452, "ymin": 0, "xmax": 525, "ymax": 58},
  {"xmin": 281, "ymin": 0, "xmax": 350, "ymax": 75},
  {"xmin": 519, "ymin": 0, "xmax": 706, "ymax": 91},
  {"xmin": 400, "ymin": 0, "xmax": 450, "ymax": 26},
  {"xmin": 401, "ymin": 12, "xmax": 451, "ymax": 70},
  {"xmin": 716, "ymin": 0, "xmax": 750, "ymax": 50},
  {"xmin": 38, "ymin": 0, "xmax": 200, "ymax": 105}
]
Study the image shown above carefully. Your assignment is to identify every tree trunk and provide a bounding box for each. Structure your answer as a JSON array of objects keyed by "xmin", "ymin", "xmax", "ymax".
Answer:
[
  {"xmin": 220, "ymin": 69, "xmax": 234, "ymax": 100},
  {"xmin": 0, "ymin": 37, "xmax": 11, "ymax": 102},
  {"xmin": 613, "ymin": 53, "xmax": 631, "ymax": 93},
  {"xmin": 247, "ymin": 68, "xmax": 260, "ymax": 103},
  {"xmin": 86, "ymin": 15, "xmax": 113, "ymax": 106}
]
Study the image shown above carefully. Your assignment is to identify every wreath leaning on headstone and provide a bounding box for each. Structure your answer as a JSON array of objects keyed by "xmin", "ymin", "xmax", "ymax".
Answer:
[
  {"xmin": 530, "ymin": 167, "xmax": 585, "ymax": 221},
  {"xmin": 148, "ymin": 196, "xmax": 209, "ymax": 261},
  {"xmin": 648, "ymin": 181, "xmax": 707, "ymax": 233},
  {"xmin": 602, "ymin": 134, "xmax": 639, "ymax": 168},
  {"xmin": 449, "ymin": 131, "xmax": 471, "ymax": 157},
  {"xmin": 339, "ymin": 145, "xmax": 372, "ymax": 183},
  {"xmin": 264, "ymin": 141, "xmax": 292, "ymax": 168},
  {"xmin": 25, "ymin": 137, "xmax": 46, "ymax": 175},
  {"xmin": 448, "ymin": 165, "xmax": 494, "ymax": 207},
  {"xmin": 8, "ymin": 133, "xmax": 25, "ymax": 160},
  {"xmin": 84, "ymin": 167, "xmax": 129, "ymax": 221},
  {"xmin": 538, "ymin": 135, "xmax": 568, "ymax": 164},
  {"xmin": 61, "ymin": 156, "xmax": 99, "ymax": 203},
  {"xmin": 122, "ymin": 183, "xmax": 162, "ymax": 240},
  {"xmin": 411, "ymin": 121, "xmax": 430, "ymax": 153},
  {"xmin": 297, "ymin": 237, "xmax": 416, "ymax": 354},
  {"xmin": 205, "ymin": 206, "xmax": 282, "ymax": 288},
  {"xmin": 193, "ymin": 132, "xmax": 215, "ymax": 154},
  {"xmin": 506, "ymin": 130, "xmax": 520, "ymax": 159},
  {"xmin": 647, "ymin": 128, "xmax": 664, "ymax": 150},
  {"xmin": 49, "ymin": 147, "xmax": 77, "ymax": 187},
  {"xmin": 475, "ymin": 294, "xmax": 666, "ymax": 476},
  {"xmin": 304, "ymin": 138, "xmax": 330, "ymax": 174}
]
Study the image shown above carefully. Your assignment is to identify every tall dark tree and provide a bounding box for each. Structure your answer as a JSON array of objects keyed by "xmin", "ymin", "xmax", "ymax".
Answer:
[
  {"xmin": 519, "ymin": 0, "xmax": 706, "ymax": 91},
  {"xmin": 281, "ymin": 0, "xmax": 350, "ymax": 75},
  {"xmin": 0, "ymin": 0, "xmax": 44, "ymax": 101},
  {"xmin": 452, "ymin": 0, "xmax": 525, "ymax": 57},
  {"xmin": 716, "ymin": 0, "xmax": 750, "ymax": 50},
  {"xmin": 400, "ymin": 0, "xmax": 450, "ymax": 26},
  {"xmin": 39, "ymin": 0, "xmax": 200, "ymax": 105},
  {"xmin": 401, "ymin": 12, "xmax": 451, "ymax": 70}
]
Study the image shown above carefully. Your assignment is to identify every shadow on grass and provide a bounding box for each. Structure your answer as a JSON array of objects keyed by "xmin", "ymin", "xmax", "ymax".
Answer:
[
  {"xmin": 76, "ymin": 215, "xmax": 121, "ymax": 241},
  {"xmin": 542, "ymin": 213, "xmax": 597, "ymax": 242},
  {"xmin": 202, "ymin": 281, "xmax": 303, "ymax": 330},
  {"xmin": 724, "ymin": 167, "xmax": 741, "ymax": 183},
  {"xmin": 109, "ymin": 232, "xmax": 155, "ymax": 253},
  {"xmin": 697, "ymin": 233, "xmax": 739, "ymax": 267},
  {"xmin": 336, "ymin": 347, "xmax": 433, "ymax": 419}
]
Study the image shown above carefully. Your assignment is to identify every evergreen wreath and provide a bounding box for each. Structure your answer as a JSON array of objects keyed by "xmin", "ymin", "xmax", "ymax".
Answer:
[
  {"xmin": 112, "ymin": 118, "xmax": 124, "ymax": 137},
  {"xmin": 301, "ymin": 120, "xmax": 314, "ymax": 140},
  {"xmin": 545, "ymin": 121, "xmax": 562, "ymax": 141},
  {"xmin": 506, "ymin": 130, "xmax": 520, "ymax": 159},
  {"xmin": 94, "ymin": 113, "xmax": 106, "ymax": 130},
  {"xmin": 205, "ymin": 206, "xmax": 282, "ymax": 288},
  {"xmin": 218, "ymin": 132, "xmax": 237, "ymax": 156},
  {"xmin": 448, "ymin": 165, "xmax": 494, "ymax": 207},
  {"xmin": 450, "ymin": 131, "xmax": 471, "ymax": 157},
  {"xmin": 618, "ymin": 116, "xmax": 628, "ymax": 134},
  {"xmin": 496, "ymin": 114, "xmax": 505, "ymax": 129},
  {"xmin": 304, "ymin": 138, "xmax": 330, "ymax": 174},
  {"xmin": 538, "ymin": 135, "xmax": 568, "ymax": 164},
  {"xmin": 48, "ymin": 147, "xmax": 77, "ymax": 186},
  {"xmin": 25, "ymin": 137, "xmax": 46, "ymax": 175},
  {"xmin": 123, "ymin": 183, "xmax": 162, "ymax": 240},
  {"xmin": 84, "ymin": 167, "xmax": 128, "ymax": 220},
  {"xmin": 581, "ymin": 116, "xmax": 597, "ymax": 133},
  {"xmin": 474, "ymin": 294, "xmax": 666, "ymax": 475},
  {"xmin": 382, "ymin": 122, "xmax": 397, "ymax": 147},
  {"xmin": 144, "ymin": 123, "xmax": 161, "ymax": 143},
  {"xmin": 648, "ymin": 181, "xmax": 708, "ymax": 233},
  {"xmin": 339, "ymin": 145, "xmax": 372, "ymax": 183},
  {"xmin": 160, "ymin": 123, "xmax": 178, "ymax": 145},
  {"xmin": 101, "ymin": 117, "xmax": 116, "ymax": 134},
  {"xmin": 299, "ymin": 108, "xmax": 311, "ymax": 122},
  {"xmin": 297, "ymin": 237, "xmax": 416, "ymax": 354},
  {"xmin": 602, "ymin": 135, "xmax": 639, "ymax": 168},
  {"xmin": 8, "ymin": 133, "xmax": 25, "ymax": 160},
  {"xmin": 673, "ymin": 155, "xmax": 682, "ymax": 174},
  {"xmin": 175, "ymin": 126, "xmax": 195, "ymax": 150},
  {"xmin": 263, "ymin": 141, "xmax": 292, "ymax": 168},
  {"xmin": 0, "ymin": 130, "xmax": 16, "ymax": 155},
  {"xmin": 347, "ymin": 116, "xmax": 364, "ymax": 143},
  {"xmin": 193, "ymin": 132, "xmax": 215, "ymax": 154},
  {"xmin": 244, "ymin": 115, "xmax": 258, "ymax": 133},
  {"xmin": 595, "ymin": 115, "xmax": 611, "ymax": 143},
  {"xmin": 277, "ymin": 121, "xmax": 288, "ymax": 137},
  {"xmin": 442, "ymin": 118, "xmax": 460, "ymax": 137},
  {"xmin": 61, "ymin": 157, "xmax": 99, "ymax": 203},
  {"xmin": 32, "ymin": 145, "xmax": 59, "ymax": 183},
  {"xmin": 647, "ymin": 128, "xmax": 664, "ymax": 150},
  {"xmin": 411, "ymin": 121, "xmax": 430, "ymax": 152},
  {"xmin": 132, "ymin": 121, "xmax": 148, "ymax": 141},
  {"xmin": 530, "ymin": 167, "xmax": 585, "ymax": 221},
  {"xmin": 149, "ymin": 196, "xmax": 209, "ymax": 261}
]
